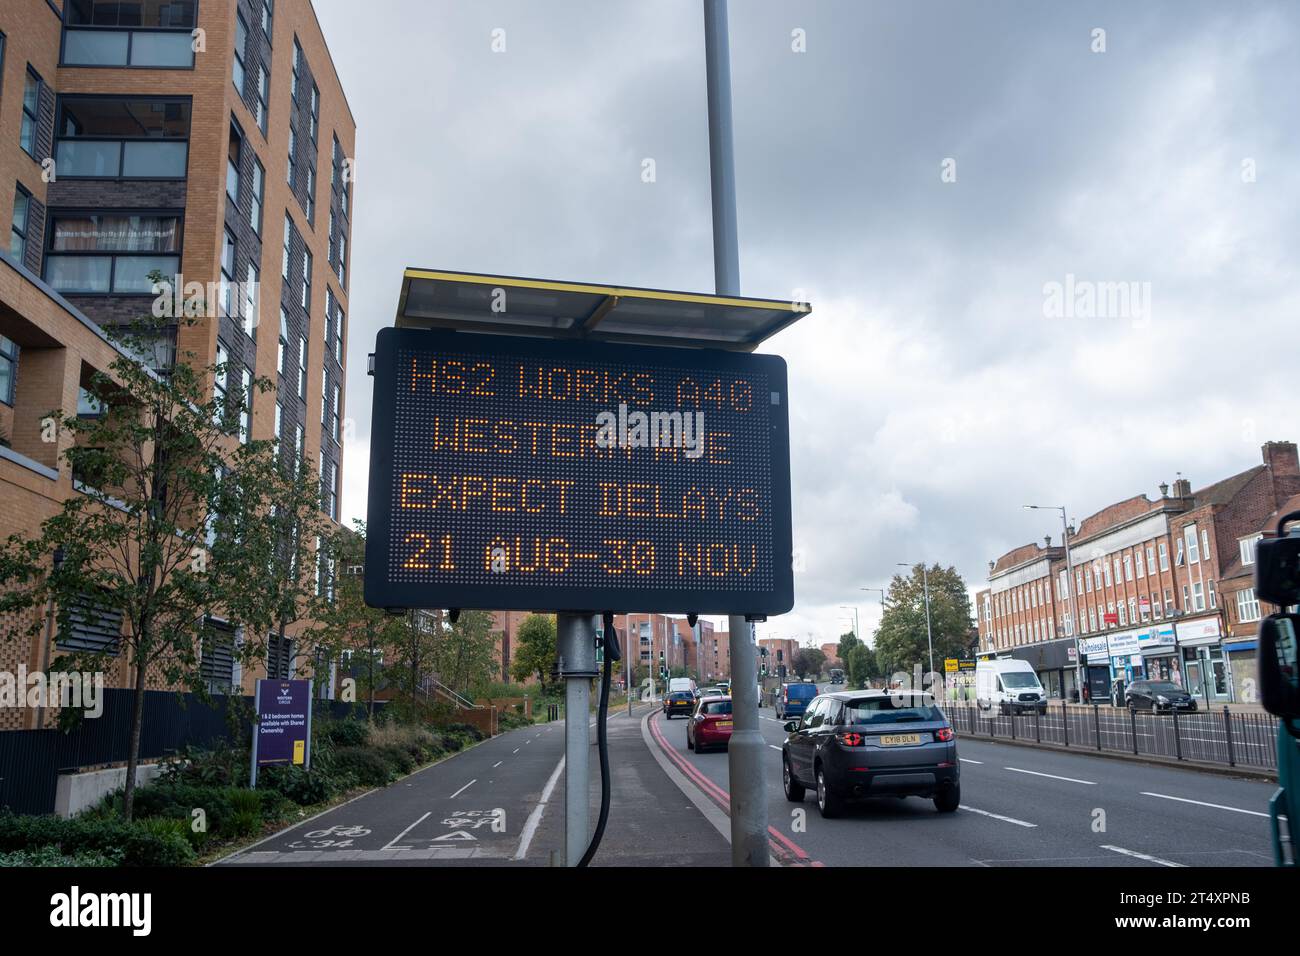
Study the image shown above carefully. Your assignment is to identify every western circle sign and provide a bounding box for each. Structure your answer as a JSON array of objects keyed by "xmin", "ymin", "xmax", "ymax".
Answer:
[
  {"xmin": 251, "ymin": 679, "xmax": 313, "ymax": 786},
  {"xmin": 364, "ymin": 328, "xmax": 794, "ymax": 615}
]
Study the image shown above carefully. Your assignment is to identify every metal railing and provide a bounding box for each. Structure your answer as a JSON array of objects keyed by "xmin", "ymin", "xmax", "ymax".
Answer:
[{"xmin": 944, "ymin": 702, "xmax": 1280, "ymax": 771}]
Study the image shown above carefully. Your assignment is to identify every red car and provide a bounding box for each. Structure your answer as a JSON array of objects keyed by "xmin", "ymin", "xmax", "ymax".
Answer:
[{"xmin": 687, "ymin": 696, "xmax": 733, "ymax": 754}]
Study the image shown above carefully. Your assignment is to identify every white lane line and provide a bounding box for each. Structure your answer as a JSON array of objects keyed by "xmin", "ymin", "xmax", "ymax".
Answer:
[
  {"xmin": 768, "ymin": 745, "xmax": 782, "ymax": 751},
  {"xmin": 514, "ymin": 757, "xmax": 565, "ymax": 861},
  {"xmin": 1004, "ymin": 766, "xmax": 1095, "ymax": 785},
  {"xmin": 382, "ymin": 811, "xmax": 431, "ymax": 850},
  {"xmin": 960, "ymin": 758, "xmax": 983, "ymax": 764},
  {"xmin": 513, "ymin": 748, "xmax": 520, "ymax": 754},
  {"xmin": 1101, "ymin": 845, "xmax": 1187, "ymax": 867},
  {"xmin": 959, "ymin": 806, "xmax": 1037, "ymax": 828},
  {"xmin": 449, "ymin": 779, "xmax": 477, "ymax": 799},
  {"xmin": 492, "ymin": 761, "xmax": 503, "ymax": 769},
  {"xmin": 1140, "ymin": 792, "xmax": 1270, "ymax": 818},
  {"xmin": 526, "ymin": 739, "xmax": 531, "ymax": 744}
]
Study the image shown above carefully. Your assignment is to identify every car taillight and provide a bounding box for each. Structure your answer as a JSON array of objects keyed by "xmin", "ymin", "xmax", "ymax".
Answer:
[
  {"xmin": 934, "ymin": 727, "xmax": 954, "ymax": 742},
  {"xmin": 836, "ymin": 732, "xmax": 864, "ymax": 747}
]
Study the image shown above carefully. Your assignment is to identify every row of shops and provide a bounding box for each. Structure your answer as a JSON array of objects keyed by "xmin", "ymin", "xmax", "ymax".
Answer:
[{"xmin": 980, "ymin": 613, "xmax": 1256, "ymax": 705}]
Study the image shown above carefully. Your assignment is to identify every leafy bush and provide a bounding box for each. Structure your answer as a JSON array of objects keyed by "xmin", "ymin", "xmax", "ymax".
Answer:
[
  {"xmin": 0, "ymin": 845, "xmax": 118, "ymax": 867},
  {"xmin": 227, "ymin": 809, "xmax": 262, "ymax": 838},
  {"xmin": 0, "ymin": 811, "xmax": 194, "ymax": 867},
  {"xmin": 259, "ymin": 765, "xmax": 336, "ymax": 806},
  {"xmin": 499, "ymin": 710, "xmax": 533, "ymax": 732},
  {"xmin": 378, "ymin": 745, "xmax": 415, "ymax": 775},
  {"xmin": 158, "ymin": 742, "xmax": 249, "ymax": 788},
  {"xmin": 444, "ymin": 722, "xmax": 485, "ymax": 742},
  {"xmin": 322, "ymin": 719, "xmax": 369, "ymax": 747},
  {"xmin": 332, "ymin": 746, "xmax": 394, "ymax": 787}
]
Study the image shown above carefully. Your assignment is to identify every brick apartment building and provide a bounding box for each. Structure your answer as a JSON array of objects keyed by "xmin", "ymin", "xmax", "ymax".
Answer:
[
  {"xmin": 0, "ymin": 0, "xmax": 354, "ymax": 728},
  {"xmin": 979, "ymin": 441, "xmax": 1299, "ymax": 705}
]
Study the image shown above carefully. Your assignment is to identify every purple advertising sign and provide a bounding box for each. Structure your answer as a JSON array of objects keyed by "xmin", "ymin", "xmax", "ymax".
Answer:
[{"xmin": 251, "ymin": 679, "xmax": 313, "ymax": 786}]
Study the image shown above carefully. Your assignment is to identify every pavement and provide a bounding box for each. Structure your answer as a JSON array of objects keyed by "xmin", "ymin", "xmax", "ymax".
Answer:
[
  {"xmin": 216, "ymin": 689, "xmax": 1279, "ymax": 869},
  {"xmin": 216, "ymin": 700, "xmax": 729, "ymax": 867}
]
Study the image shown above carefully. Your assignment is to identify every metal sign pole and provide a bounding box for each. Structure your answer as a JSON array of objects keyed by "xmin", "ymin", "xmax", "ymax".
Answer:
[{"xmin": 557, "ymin": 612, "xmax": 597, "ymax": 866}]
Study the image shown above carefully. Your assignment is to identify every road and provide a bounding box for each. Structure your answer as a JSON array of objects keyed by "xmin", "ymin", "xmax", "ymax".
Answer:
[{"xmin": 648, "ymin": 696, "xmax": 1277, "ymax": 867}]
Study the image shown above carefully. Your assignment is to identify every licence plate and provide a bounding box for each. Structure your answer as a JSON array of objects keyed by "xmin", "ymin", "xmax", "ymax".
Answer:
[
  {"xmin": 716, "ymin": 721, "xmax": 733, "ymax": 729},
  {"xmin": 880, "ymin": 733, "xmax": 922, "ymax": 746}
]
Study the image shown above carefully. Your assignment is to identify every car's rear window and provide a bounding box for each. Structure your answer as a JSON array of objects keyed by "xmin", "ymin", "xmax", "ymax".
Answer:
[
  {"xmin": 1146, "ymin": 682, "xmax": 1183, "ymax": 694},
  {"xmin": 845, "ymin": 698, "xmax": 945, "ymax": 725},
  {"xmin": 703, "ymin": 700, "xmax": 732, "ymax": 715},
  {"xmin": 670, "ymin": 692, "xmax": 693, "ymax": 701},
  {"xmin": 786, "ymin": 684, "xmax": 817, "ymax": 699}
]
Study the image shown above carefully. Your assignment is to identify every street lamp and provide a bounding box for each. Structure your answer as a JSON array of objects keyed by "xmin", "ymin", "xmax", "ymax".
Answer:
[
  {"xmin": 860, "ymin": 588, "xmax": 885, "ymax": 644},
  {"xmin": 1024, "ymin": 504, "xmax": 1081, "ymax": 701},
  {"xmin": 897, "ymin": 562, "xmax": 935, "ymax": 676},
  {"xmin": 838, "ymin": 605, "xmax": 860, "ymax": 641}
]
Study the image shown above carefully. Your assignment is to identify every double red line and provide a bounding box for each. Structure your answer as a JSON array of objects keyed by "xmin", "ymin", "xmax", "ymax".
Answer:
[{"xmin": 647, "ymin": 713, "xmax": 820, "ymax": 866}]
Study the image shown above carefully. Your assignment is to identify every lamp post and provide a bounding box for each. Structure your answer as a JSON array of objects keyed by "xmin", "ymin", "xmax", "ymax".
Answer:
[
  {"xmin": 860, "ymin": 587, "xmax": 885, "ymax": 644},
  {"xmin": 1025, "ymin": 504, "xmax": 1081, "ymax": 701},
  {"xmin": 838, "ymin": 605, "xmax": 860, "ymax": 642},
  {"xmin": 897, "ymin": 562, "xmax": 934, "ymax": 677}
]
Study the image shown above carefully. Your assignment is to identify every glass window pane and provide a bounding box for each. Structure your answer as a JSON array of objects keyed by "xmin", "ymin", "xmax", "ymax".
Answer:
[
  {"xmin": 129, "ymin": 32, "xmax": 194, "ymax": 67},
  {"xmin": 56, "ymin": 140, "xmax": 121, "ymax": 177},
  {"xmin": 46, "ymin": 256, "xmax": 113, "ymax": 292},
  {"xmin": 122, "ymin": 141, "xmax": 187, "ymax": 177},
  {"xmin": 112, "ymin": 255, "xmax": 179, "ymax": 293},
  {"xmin": 63, "ymin": 29, "xmax": 130, "ymax": 66}
]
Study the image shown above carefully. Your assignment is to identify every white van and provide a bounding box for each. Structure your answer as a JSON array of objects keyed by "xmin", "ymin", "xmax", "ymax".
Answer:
[
  {"xmin": 668, "ymin": 677, "xmax": 697, "ymax": 697},
  {"xmin": 975, "ymin": 658, "xmax": 1048, "ymax": 715}
]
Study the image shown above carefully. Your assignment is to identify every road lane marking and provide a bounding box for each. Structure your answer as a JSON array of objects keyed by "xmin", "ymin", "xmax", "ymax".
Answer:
[
  {"xmin": 382, "ymin": 812, "xmax": 432, "ymax": 850},
  {"xmin": 768, "ymin": 745, "xmax": 782, "ymax": 751},
  {"xmin": 959, "ymin": 806, "xmax": 1037, "ymax": 828},
  {"xmin": 449, "ymin": 779, "xmax": 477, "ymax": 799},
  {"xmin": 513, "ymin": 748, "xmax": 520, "ymax": 754},
  {"xmin": 514, "ymin": 757, "xmax": 564, "ymax": 861},
  {"xmin": 1101, "ymin": 845, "xmax": 1187, "ymax": 867},
  {"xmin": 959, "ymin": 758, "xmax": 983, "ymax": 764},
  {"xmin": 1004, "ymin": 767, "xmax": 1095, "ymax": 785},
  {"xmin": 1139, "ymin": 792, "xmax": 1270, "ymax": 818},
  {"xmin": 526, "ymin": 739, "xmax": 531, "ymax": 744},
  {"xmin": 492, "ymin": 761, "xmax": 503, "ymax": 768}
]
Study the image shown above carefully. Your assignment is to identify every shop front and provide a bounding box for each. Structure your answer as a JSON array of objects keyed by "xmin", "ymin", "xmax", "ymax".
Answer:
[
  {"xmin": 1077, "ymin": 636, "xmax": 1112, "ymax": 703},
  {"xmin": 1136, "ymin": 623, "xmax": 1180, "ymax": 685},
  {"xmin": 1007, "ymin": 635, "xmax": 1078, "ymax": 700},
  {"xmin": 1176, "ymin": 615, "xmax": 1232, "ymax": 704},
  {"xmin": 1224, "ymin": 637, "xmax": 1257, "ymax": 699}
]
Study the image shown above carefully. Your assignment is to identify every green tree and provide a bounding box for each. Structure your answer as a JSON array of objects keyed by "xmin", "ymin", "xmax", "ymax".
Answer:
[
  {"xmin": 837, "ymin": 630, "xmax": 860, "ymax": 665},
  {"xmin": 873, "ymin": 563, "xmax": 972, "ymax": 679},
  {"xmin": 435, "ymin": 609, "xmax": 498, "ymax": 695},
  {"xmin": 0, "ymin": 314, "xmax": 314, "ymax": 820},
  {"xmin": 510, "ymin": 613, "xmax": 557, "ymax": 690},
  {"xmin": 846, "ymin": 643, "xmax": 877, "ymax": 688},
  {"xmin": 792, "ymin": 646, "xmax": 826, "ymax": 679}
]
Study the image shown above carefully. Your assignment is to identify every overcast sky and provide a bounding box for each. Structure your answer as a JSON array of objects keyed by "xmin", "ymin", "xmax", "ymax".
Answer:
[{"xmin": 316, "ymin": 0, "xmax": 1300, "ymax": 647}]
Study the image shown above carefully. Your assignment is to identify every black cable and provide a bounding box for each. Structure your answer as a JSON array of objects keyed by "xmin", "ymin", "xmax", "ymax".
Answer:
[{"xmin": 578, "ymin": 615, "xmax": 619, "ymax": 867}]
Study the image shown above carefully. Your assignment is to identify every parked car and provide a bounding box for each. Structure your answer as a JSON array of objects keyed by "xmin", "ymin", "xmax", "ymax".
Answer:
[
  {"xmin": 781, "ymin": 690, "xmax": 959, "ymax": 818},
  {"xmin": 975, "ymin": 658, "xmax": 1048, "ymax": 715},
  {"xmin": 775, "ymin": 681, "xmax": 818, "ymax": 720},
  {"xmin": 699, "ymin": 686, "xmax": 727, "ymax": 699},
  {"xmin": 687, "ymin": 696, "xmax": 733, "ymax": 753},
  {"xmin": 1125, "ymin": 680, "xmax": 1197, "ymax": 714},
  {"xmin": 663, "ymin": 690, "xmax": 696, "ymax": 719}
]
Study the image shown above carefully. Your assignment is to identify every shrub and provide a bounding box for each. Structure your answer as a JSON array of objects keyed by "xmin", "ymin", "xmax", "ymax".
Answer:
[
  {"xmin": 378, "ymin": 745, "xmax": 415, "ymax": 775},
  {"xmin": 0, "ymin": 811, "xmax": 194, "ymax": 867},
  {"xmin": 227, "ymin": 809, "xmax": 262, "ymax": 838},
  {"xmin": 499, "ymin": 711, "xmax": 533, "ymax": 732},
  {"xmin": 158, "ymin": 742, "xmax": 249, "ymax": 788},
  {"xmin": 333, "ymin": 745, "xmax": 396, "ymax": 786},
  {"xmin": 323, "ymin": 719, "xmax": 369, "ymax": 747},
  {"xmin": 0, "ymin": 845, "xmax": 118, "ymax": 867},
  {"xmin": 259, "ymin": 765, "xmax": 335, "ymax": 806},
  {"xmin": 444, "ymin": 722, "xmax": 485, "ymax": 742}
]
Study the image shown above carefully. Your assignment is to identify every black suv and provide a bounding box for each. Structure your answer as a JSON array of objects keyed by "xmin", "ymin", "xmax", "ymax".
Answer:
[
  {"xmin": 1125, "ymin": 680, "xmax": 1197, "ymax": 714},
  {"xmin": 781, "ymin": 690, "xmax": 960, "ymax": 817},
  {"xmin": 663, "ymin": 691, "xmax": 696, "ymax": 718}
]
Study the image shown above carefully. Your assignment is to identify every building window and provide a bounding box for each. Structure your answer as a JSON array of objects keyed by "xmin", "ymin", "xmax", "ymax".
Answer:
[
  {"xmin": 282, "ymin": 215, "xmax": 292, "ymax": 279},
  {"xmin": 1209, "ymin": 578, "xmax": 1217, "ymax": 610},
  {"xmin": 57, "ymin": 97, "xmax": 190, "ymax": 179},
  {"xmin": 1236, "ymin": 588, "xmax": 1260, "ymax": 623},
  {"xmin": 336, "ymin": 233, "xmax": 346, "ymax": 288},
  {"xmin": 0, "ymin": 335, "xmax": 18, "ymax": 406},
  {"xmin": 214, "ymin": 340, "xmax": 229, "ymax": 422},
  {"xmin": 1117, "ymin": 602, "xmax": 1127, "ymax": 626},
  {"xmin": 239, "ymin": 366, "xmax": 252, "ymax": 444},
  {"xmin": 1185, "ymin": 525, "xmax": 1199, "ymax": 564},
  {"xmin": 1201, "ymin": 529, "xmax": 1211, "ymax": 564},
  {"xmin": 219, "ymin": 229, "xmax": 236, "ymax": 315},
  {"xmin": 1152, "ymin": 592, "xmax": 1161, "ymax": 619},
  {"xmin": 262, "ymin": 0, "xmax": 274, "ymax": 38},
  {"xmin": 1128, "ymin": 597, "xmax": 1136, "ymax": 623},
  {"xmin": 278, "ymin": 308, "xmax": 289, "ymax": 374},
  {"xmin": 9, "ymin": 185, "xmax": 31, "ymax": 263},
  {"xmin": 1103, "ymin": 560, "xmax": 1112, "ymax": 588},
  {"xmin": 1164, "ymin": 588, "xmax": 1173, "ymax": 613},
  {"xmin": 243, "ymin": 261, "xmax": 259, "ymax": 338},
  {"xmin": 233, "ymin": 11, "xmax": 248, "ymax": 92},
  {"xmin": 249, "ymin": 158, "xmax": 265, "ymax": 234},
  {"xmin": 21, "ymin": 69, "xmax": 41, "ymax": 158},
  {"xmin": 1113, "ymin": 558, "xmax": 1121, "ymax": 584},
  {"xmin": 1135, "ymin": 550, "xmax": 1144, "ymax": 578},
  {"xmin": 1123, "ymin": 554, "xmax": 1132, "ymax": 581},
  {"xmin": 1240, "ymin": 535, "xmax": 1261, "ymax": 566},
  {"xmin": 226, "ymin": 122, "xmax": 242, "ymax": 203},
  {"xmin": 294, "ymin": 423, "xmax": 304, "ymax": 471},
  {"xmin": 310, "ymin": 86, "xmax": 320, "ymax": 141},
  {"xmin": 301, "ymin": 248, "xmax": 312, "ymax": 311},
  {"xmin": 45, "ymin": 212, "xmax": 182, "ymax": 294},
  {"xmin": 292, "ymin": 38, "xmax": 302, "ymax": 101},
  {"xmin": 321, "ymin": 365, "xmax": 329, "ymax": 426},
  {"xmin": 287, "ymin": 123, "xmax": 297, "ymax": 187},
  {"xmin": 335, "ymin": 307, "xmax": 345, "ymax": 365},
  {"xmin": 305, "ymin": 164, "xmax": 315, "ymax": 221},
  {"xmin": 1159, "ymin": 541, "xmax": 1169, "ymax": 571},
  {"xmin": 1089, "ymin": 607, "xmax": 1096, "ymax": 631},
  {"xmin": 273, "ymin": 402, "xmax": 283, "ymax": 444},
  {"xmin": 298, "ymin": 336, "xmax": 308, "ymax": 399},
  {"xmin": 63, "ymin": 0, "xmax": 197, "ymax": 67},
  {"xmin": 332, "ymin": 383, "xmax": 341, "ymax": 441},
  {"xmin": 255, "ymin": 63, "xmax": 269, "ymax": 134},
  {"xmin": 1146, "ymin": 546, "xmax": 1156, "ymax": 575}
]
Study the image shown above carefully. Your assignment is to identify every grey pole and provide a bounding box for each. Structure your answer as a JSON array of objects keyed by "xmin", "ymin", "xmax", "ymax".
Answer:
[
  {"xmin": 556, "ymin": 612, "xmax": 597, "ymax": 867},
  {"xmin": 922, "ymin": 564, "xmax": 935, "ymax": 677},
  {"xmin": 1059, "ymin": 509, "xmax": 1083, "ymax": 701},
  {"xmin": 704, "ymin": 0, "xmax": 740, "ymax": 296},
  {"xmin": 705, "ymin": 0, "xmax": 768, "ymax": 868}
]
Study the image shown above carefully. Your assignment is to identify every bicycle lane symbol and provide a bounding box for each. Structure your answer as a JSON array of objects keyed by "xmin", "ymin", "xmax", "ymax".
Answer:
[
  {"xmin": 385, "ymin": 809, "xmax": 506, "ymax": 850},
  {"xmin": 285, "ymin": 824, "xmax": 373, "ymax": 851}
]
